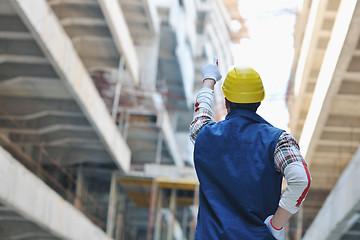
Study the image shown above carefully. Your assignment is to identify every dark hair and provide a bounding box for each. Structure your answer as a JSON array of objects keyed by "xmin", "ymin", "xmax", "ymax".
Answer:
[{"xmin": 226, "ymin": 99, "xmax": 260, "ymax": 112}]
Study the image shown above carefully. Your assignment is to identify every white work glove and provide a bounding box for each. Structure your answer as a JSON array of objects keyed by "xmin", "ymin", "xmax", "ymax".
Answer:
[
  {"xmin": 200, "ymin": 64, "xmax": 222, "ymax": 83},
  {"xmin": 264, "ymin": 215, "xmax": 285, "ymax": 240}
]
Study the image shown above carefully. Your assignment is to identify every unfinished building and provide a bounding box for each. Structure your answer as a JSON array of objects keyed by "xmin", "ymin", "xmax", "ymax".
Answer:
[
  {"xmin": 0, "ymin": 0, "xmax": 240, "ymax": 239},
  {"xmin": 287, "ymin": 0, "xmax": 360, "ymax": 239}
]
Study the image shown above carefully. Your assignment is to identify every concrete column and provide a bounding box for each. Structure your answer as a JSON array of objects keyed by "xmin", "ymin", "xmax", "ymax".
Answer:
[
  {"xmin": 155, "ymin": 132, "xmax": 163, "ymax": 165},
  {"xmin": 147, "ymin": 180, "xmax": 158, "ymax": 240},
  {"xmin": 74, "ymin": 165, "xmax": 84, "ymax": 209},
  {"xmin": 167, "ymin": 189, "xmax": 177, "ymax": 240},
  {"xmin": 181, "ymin": 207, "xmax": 189, "ymax": 239},
  {"xmin": 189, "ymin": 185, "xmax": 199, "ymax": 240},
  {"xmin": 136, "ymin": 36, "xmax": 160, "ymax": 89},
  {"xmin": 162, "ymin": 213, "xmax": 167, "ymax": 240},
  {"xmin": 154, "ymin": 188, "xmax": 163, "ymax": 240},
  {"xmin": 115, "ymin": 193, "xmax": 126, "ymax": 240},
  {"xmin": 106, "ymin": 171, "xmax": 118, "ymax": 237},
  {"xmin": 295, "ymin": 207, "xmax": 303, "ymax": 239}
]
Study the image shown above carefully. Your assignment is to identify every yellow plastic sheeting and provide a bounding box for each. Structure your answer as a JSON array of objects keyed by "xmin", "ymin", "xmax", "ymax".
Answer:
[
  {"xmin": 156, "ymin": 177, "xmax": 198, "ymax": 190},
  {"xmin": 118, "ymin": 176, "xmax": 198, "ymax": 191},
  {"xmin": 118, "ymin": 176, "xmax": 199, "ymax": 207},
  {"xmin": 118, "ymin": 176, "xmax": 153, "ymax": 188}
]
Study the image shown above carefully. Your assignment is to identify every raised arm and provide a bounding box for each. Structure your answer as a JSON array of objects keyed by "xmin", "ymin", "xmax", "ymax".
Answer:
[{"xmin": 189, "ymin": 63, "xmax": 222, "ymax": 144}]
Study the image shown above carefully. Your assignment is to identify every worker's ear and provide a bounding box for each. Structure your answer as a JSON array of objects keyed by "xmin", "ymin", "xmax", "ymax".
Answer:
[
  {"xmin": 225, "ymin": 98, "xmax": 229, "ymax": 108},
  {"xmin": 225, "ymin": 98, "xmax": 231, "ymax": 113}
]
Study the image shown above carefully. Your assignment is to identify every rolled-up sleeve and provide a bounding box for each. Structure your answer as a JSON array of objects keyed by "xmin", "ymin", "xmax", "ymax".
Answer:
[{"xmin": 189, "ymin": 88, "xmax": 215, "ymax": 144}]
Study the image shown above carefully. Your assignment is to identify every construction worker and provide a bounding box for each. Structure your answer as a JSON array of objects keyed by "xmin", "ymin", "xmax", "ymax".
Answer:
[{"xmin": 190, "ymin": 63, "xmax": 311, "ymax": 240}]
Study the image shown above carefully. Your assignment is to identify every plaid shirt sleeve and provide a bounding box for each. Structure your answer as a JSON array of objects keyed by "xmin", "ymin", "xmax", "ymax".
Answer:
[
  {"xmin": 276, "ymin": 132, "xmax": 311, "ymax": 213},
  {"xmin": 274, "ymin": 131, "xmax": 306, "ymax": 174},
  {"xmin": 189, "ymin": 88, "xmax": 215, "ymax": 144},
  {"xmin": 190, "ymin": 108, "xmax": 215, "ymax": 144}
]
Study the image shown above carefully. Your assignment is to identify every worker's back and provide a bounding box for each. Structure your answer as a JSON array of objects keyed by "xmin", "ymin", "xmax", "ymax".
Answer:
[{"xmin": 194, "ymin": 108, "xmax": 284, "ymax": 240}]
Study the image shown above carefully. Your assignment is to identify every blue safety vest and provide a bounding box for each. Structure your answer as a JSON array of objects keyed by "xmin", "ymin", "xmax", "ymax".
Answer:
[{"xmin": 194, "ymin": 108, "xmax": 284, "ymax": 240}]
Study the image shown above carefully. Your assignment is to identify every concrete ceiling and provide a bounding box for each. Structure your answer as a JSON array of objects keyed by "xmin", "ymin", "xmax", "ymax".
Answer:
[
  {"xmin": 0, "ymin": 0, "xmax": 234, "ymax": 238},
  {"xmin": 45, "ymin": 0, "xmax": 183, "ymax": 168},
  {"xmin": 48, "ymin": 0, "xmax": 121, "ymax": 70},
  {"xmin": 0, "ymin": 12, "xmax": 115, "ymax": 168},
  {"xmin": 0, "ymin": 0, "xmax": 130, "ymax": 234},
  {"xmin": 0, "ymin": 203, "xmax": 60, "ymax": 240},
  {"xmin": 289, "ymin": 0, "xmax": 360, "ymax": 235},
  {"xmin": 118, "ymin": 0, "xmax": 158, "ymax": 41}
]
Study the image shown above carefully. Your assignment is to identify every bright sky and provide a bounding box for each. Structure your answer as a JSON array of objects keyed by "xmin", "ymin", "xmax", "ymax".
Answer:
[{"xmin": 231, "ymin": 0, "xmax": 299, "ymax": 131}]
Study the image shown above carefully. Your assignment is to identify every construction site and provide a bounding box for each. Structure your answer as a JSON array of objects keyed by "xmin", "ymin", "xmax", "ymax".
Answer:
[{"xmin": 0, "ymin": 0, "xmax": 359, "ymax": 239}]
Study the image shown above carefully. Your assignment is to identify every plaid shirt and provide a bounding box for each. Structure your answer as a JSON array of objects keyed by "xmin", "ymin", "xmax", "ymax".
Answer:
[{"xmin": 190, "ymin": 104, "xmax": 305, "ymax": 175}]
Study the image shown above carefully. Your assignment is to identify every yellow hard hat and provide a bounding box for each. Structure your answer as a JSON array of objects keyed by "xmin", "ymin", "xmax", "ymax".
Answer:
[{"xmin": 221, "ymin": 66, "xmax": 265, "ymax": 103}]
